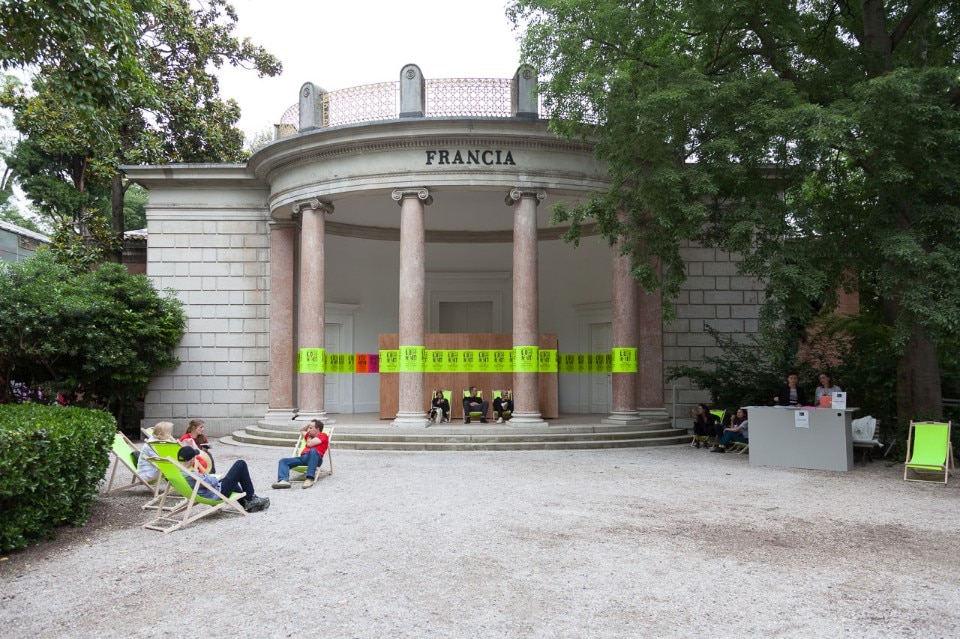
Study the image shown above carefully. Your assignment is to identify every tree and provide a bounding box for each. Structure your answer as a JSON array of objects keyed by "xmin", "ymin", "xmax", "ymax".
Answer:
[
  {"xmin": 509, "ymin": 0, "xmax": 960, "ymax": 424},
  {"xmin": 0, "ymin": 0, "xmax": 281, "ymax": 263},
  {"xmin": 0, "ymin": 252, "xmax": 185, "ymax": 430}
]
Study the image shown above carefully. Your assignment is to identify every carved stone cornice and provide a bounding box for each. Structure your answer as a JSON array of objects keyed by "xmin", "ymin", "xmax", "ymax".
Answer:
[
  {"xmin": 391, "ymin": 188, "xmax": 433, "ymax": 206},
  {"xmin": 505, "ymin": 188, "xmax": 547, "ymax": 206}
]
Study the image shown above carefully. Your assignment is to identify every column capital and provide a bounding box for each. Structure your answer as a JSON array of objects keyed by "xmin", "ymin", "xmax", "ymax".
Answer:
[
  {"xmin": 505, "ymin": 188, "xmax": 546, "ymax": 206},
  {"xmin": 291, "ymin": 198, "xmax": 334, "ymax": 216},
  {"xmin": 391, "ymin": 188, "xmax": 433, "ymax": 206}
]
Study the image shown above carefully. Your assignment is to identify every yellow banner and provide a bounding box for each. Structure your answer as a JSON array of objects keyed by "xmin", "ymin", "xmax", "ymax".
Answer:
[
  {"xmin": 538, "ymin": 349, "xmax": 558, "ymax": 373},
  {"xmin": 297, "ymin": 348, "xmax": 325, "ymax": 373},
  {"xmin": 378, "ymin": 349, "xmax": 400, "ymax": 373},
  {"xmin": 611, "ymin": 347, "xmax": 638, "ymax": 373},
  {"xmin": 513, "ymin": 345, "xmax": 539, "ymax": 373},
  {"xmin": 399, "ymin": 345, "xmax": 425, "ymax": 372}
]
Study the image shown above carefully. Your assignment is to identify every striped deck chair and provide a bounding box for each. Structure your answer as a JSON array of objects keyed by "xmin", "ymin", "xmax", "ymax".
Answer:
[{"xmin": 142, "ymin": 457, "xmax": 247, "ymax": 533}]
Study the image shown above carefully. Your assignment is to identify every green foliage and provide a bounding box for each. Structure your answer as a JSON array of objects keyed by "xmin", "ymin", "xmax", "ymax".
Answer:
[
  {"xmin": 123, "ymin": 183, "xmax": 147, "ymax": 231},
  {"xmin": 0, "ymin": 0, "xmax": 281, "ymax": 260},
  {"xmin": 0, "ymin": 252, "xmax": 185, "ymax": 424},
  {"xmin": 510, "ymin": 0, "xmax": 960, "ymax": 420},
  {"xmin": 0, "ymin": 403, "xmax": 115, "ymax": 553}
]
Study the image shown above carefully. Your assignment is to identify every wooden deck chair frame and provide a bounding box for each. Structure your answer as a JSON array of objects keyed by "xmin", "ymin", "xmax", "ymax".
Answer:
[
  {"xmin": 142, "ymin": 456, "xmax": 247, "ymax": 533},
  {"xmin": 903, "ymin": 421, "xmax": 954, "ymax": 484},
  {"xmin": 728, "ymin": 440, "xmax": 749, "ymax": 454},
  {"xmin": 289, "ymin": 425, "xmax": 335, "ymax": 483},
  {"xmin": 105, "ymin": 432, "xmax": 158, "ymax": 496},
  {"xmin": 463, "ymin": 389, "xmax": 484, "ymax": 421},
  {"xmin": 141, "ymin": 441, "xmax": 186, "ymax": 511}
]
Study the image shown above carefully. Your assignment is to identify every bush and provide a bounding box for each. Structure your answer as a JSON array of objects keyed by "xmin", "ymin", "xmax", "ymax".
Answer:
[{"xmin": 0, "ymin": 403, "xmax": 115, "ymax": 553}]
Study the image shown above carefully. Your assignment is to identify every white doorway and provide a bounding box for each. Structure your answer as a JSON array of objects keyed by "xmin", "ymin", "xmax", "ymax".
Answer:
[
  {"xmin": 323, "ymin": 304, "xmax": 357, "ymax": 414},
  {"xmin": 589, "ymin": 322, "xmax": 612, "ymax": 413}
]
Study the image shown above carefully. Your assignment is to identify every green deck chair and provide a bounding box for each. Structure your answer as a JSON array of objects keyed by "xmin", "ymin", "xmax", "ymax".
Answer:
[
  {"xmin": 463, "ymin": 390, "xmax": 485, "ymax": 422},
  {"xmin": 429, "ymin": 390, "xmax": 451, "ymax": 423},
  {"xmin": 104, "ymin": 432, "xmax": 158, "ymax": 496},
  {"xmin": 691, "ymin": 409, "xmax": 725, "ymax": 448},
  {"xmin": 493, "ymin": 390, "xmax": 512, "ymax": 421},
  {"xmin": 289, "ymin": 425, "xmax": 335, "ymax": 483},
  {"xmin": 142, "ymin": 456, "xmax": 247, "ymax": 533},
  {"xmin": 141, "ymin": 441, "xmax": 185, "ymax": 511},
  {"xmin": 903, "ymin": 421, "xmax": 954, "ymax": 484}
]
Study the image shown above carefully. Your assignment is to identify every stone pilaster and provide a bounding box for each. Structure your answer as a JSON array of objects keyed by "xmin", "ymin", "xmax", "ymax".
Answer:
[
  {"xmin": 637, "ymin": 256, "xmax": 668, "ymax": 421},
  {"xmin": 294, "ymin": 198, "xmax": 333, "ymax": 423},
  {"xmin": 506, "ymin": 187, "xmax": 548, "ymax": 426},
  {"xmin": 392, "ymin": 188, "xmax": 432, "ymax": 427}
]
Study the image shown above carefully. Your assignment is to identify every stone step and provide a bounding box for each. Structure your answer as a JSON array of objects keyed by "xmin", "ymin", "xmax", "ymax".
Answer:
[{"xmin": 222, "ymin": 422, "xmax": 690, "ymax": 451}]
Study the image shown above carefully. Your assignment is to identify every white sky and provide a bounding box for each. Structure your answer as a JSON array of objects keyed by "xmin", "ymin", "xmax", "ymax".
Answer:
[{"xmin": 218, "ymin": 0, "xmax": 523, "ymax": 139}]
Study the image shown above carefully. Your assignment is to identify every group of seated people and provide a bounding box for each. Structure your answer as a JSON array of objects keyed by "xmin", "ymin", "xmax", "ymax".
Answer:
[
  {"xmin": 429, "ymin": 387, "xmax": 514, "ymax": 424},
  {"xmin": 690, "ymin": 370, "xmax": 842, "ymax": 454}
]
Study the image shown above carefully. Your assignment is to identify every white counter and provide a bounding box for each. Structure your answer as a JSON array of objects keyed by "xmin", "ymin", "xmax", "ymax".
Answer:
[{"xmin": 746, "ymin": 406, "xmax": 856, "ymax": 472}]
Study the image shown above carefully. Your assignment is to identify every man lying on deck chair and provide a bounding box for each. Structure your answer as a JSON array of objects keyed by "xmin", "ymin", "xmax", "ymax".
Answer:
[{"xmin": 176, "ymin": 447, "xmax": 270, "ymax": 513}]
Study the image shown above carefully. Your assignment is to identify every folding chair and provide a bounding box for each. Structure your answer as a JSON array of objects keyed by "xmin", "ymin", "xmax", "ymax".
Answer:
[
  {"xmin": 141, "ymin": 441, "xmax": 185, "ymax": 511},
  {"xmin": 903, "ymin": 421, "xmax": 954, "ymax": 484},
  {"xmin": 463, "ymin": 390, "xmax": 485, "ymax": 422},
  {"xmin": 728, "ymin": 440, "xmax": 749, "ymax": 454},
  {"xmin": 493, "ymin": 390, "xmax": 513, "ymax": 422},
  {"xmin": 289, "ymin": 425, "xmax": 335, "ymax": 483},
  {"xmin": 142, "ymin": 457, "xmax": 247, "ymax": 533},
  {"xmin": 104, "ymin": 432, "xmax": 158, "ymax": 496}
]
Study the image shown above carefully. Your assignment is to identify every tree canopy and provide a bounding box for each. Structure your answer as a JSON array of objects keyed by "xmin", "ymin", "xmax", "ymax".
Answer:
[
  {"xmin": 509, "ymin": 0, "xmax": 960, "ymax": 422},
  {"xmin": 0, "ymin": 0, "xmax": 281, "ymax": 263}
]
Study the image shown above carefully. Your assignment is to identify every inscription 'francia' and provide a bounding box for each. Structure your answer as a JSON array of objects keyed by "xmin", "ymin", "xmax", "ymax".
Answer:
[{"xmin": 425, "ymin": 150, "xmax": 516, "ymax": 166}]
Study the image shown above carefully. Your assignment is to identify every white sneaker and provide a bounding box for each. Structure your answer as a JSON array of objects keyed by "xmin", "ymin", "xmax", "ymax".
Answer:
[{"xmin": 496, "ymin": 417, "xmax": 504, "ymax": 424}]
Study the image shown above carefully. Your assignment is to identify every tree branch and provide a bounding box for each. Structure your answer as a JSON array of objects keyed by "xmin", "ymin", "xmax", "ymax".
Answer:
[{"xmin": 890, "ymin": 0, "xmax": 933, "ymax": 51}]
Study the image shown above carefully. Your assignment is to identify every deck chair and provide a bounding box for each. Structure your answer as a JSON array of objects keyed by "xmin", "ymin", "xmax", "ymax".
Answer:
[
  {"xmin": 105, "ymin": 432, "xmax": 158, "ymax": 496},
  {"xmin": 903, "ymin": 421, "xmax": 954, "ymax": 484},
  {"xmin": 142, "ymin": 456, "xmax": 247, "ymax": 533},
  {"xmin": 728, "ymin": 440, "xmax": 749, "ymax": 454},
  {"xmin": 141, "ymin": 441, "xmax": 185, "ymax": 511},
  {"xmin": 289, "ymin": 425, "xmax": 335, "ymax": 483},
  {"xmin": 463, "ymin": 390, "xmax": 485, "ymax": 422},
  {"xmin": 428, "ymin": 390, "xmax": 451, "ymax": 424},
  {"xmin": 493, "ymin": 390, "xmax": 512, "ymax": 421}
]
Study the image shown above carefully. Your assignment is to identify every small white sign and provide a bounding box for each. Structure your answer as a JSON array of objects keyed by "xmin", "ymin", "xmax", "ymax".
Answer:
[
  {"xmin": 795, "ymin": 410, "xmax": 810, "ymax": 428},
  {"xmin": 832, "ymin": 392, "xmax": 847, "ymax": 410}
]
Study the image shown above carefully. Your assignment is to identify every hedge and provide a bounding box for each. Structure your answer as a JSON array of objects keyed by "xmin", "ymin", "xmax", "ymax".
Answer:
[{"xmin": 0, "ymin": 403, "xmax": 115, "ymax": 553}]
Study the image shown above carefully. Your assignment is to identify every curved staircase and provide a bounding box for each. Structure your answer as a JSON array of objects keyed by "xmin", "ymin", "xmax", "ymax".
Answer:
[{"xmin": 222, "ymin": 415, "xmax": 689, "ymax": 452}]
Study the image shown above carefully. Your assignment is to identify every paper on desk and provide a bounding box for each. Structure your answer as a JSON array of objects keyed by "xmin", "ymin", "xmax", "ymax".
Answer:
[{"xmin": 795, "ymin": 410, "xmax": 810, "ymax": 428}]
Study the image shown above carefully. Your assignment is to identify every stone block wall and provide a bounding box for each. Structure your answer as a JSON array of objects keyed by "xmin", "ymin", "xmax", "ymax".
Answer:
[
  {"xmin": 141, "ymin": 184, "xmax": 272, "ymax": 438},
  {"xmin": 665, "ymin": 241, "xmax": 765, "ymax": 423}
]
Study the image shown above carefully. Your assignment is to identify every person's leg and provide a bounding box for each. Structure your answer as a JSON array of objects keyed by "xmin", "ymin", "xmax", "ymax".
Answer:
[
  {"xmin": 480, "ymin": 399, "xmax": 489, "ymax": 421},
  {"xmin": 304, "ymin": 449, "xmax": 322, "ymax": 479},
  {"xmin": 276, "ymin": 455, "xmax": 306, "ymax": 482},
  {"xmin": 219, "ymin": 460, "xmax": 255, "ymax": 497},
  {"xmin": 462, "ymin": 398, "xmax": 471, "ymax": 423}
]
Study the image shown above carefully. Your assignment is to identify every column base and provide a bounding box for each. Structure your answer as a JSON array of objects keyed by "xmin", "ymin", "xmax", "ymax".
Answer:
[
  {"xmin": 264, "ymin": 408, "xmax": 298, "ymax": 422},
  {"xmin": 601, "ymin": 412, "xmax": 645, "ymax": 425},
  {"xmin": 635, "ymin": 407, "xmax": 670, "ymax": 422},
  {"xmin": 507, "ymin": 412, "xmax": 549, "ymax": 427},
  {"xmin": 294, "ymin": 411, "xmax": 334, "ymax": 425},
  {"xmin": 392, "ymin": 412, "xmax": 432, "ymax": 428}
]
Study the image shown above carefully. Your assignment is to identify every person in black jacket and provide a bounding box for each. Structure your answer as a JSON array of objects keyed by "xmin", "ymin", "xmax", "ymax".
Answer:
[{"xmin": 774, "ymin": 372, "xmax": 807, "ymax": 406}]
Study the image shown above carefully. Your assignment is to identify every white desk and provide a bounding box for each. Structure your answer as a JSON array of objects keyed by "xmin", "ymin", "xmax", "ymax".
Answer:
[{"xmin": 746, "ymin": 406, "xmax": 856, "ymax": 472}]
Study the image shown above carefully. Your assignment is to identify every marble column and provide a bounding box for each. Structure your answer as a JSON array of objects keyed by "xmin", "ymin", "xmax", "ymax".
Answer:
[
  {"xmin": 266, "ymin": 220, "xmax": 298, "ymax": 422},
  {"xmin": 294, "ymin": 198, "xmax": 333, "ymax": 423},
  {"xmin": 603, "ymin": 213, "xmax": 642, "ymax": 425},
  {"xmin": 636, "ymin": 256, "xmax": 668, "ymax": 421},
  {"xmin": 392, "ymin": 188, "xmax": 432, "ymax": 427},
  {"xmin": 506, "ymin": 187, "xmax": 547, "ymax": 426}
]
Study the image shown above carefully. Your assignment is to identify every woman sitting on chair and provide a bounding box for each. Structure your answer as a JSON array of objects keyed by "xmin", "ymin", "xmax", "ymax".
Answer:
[
  {"xmin": 430, "ymin": 390, "xmax": 450, "ymax": 423},
  {"xmin": 712, "ymin": 409, "xmax": 748, "ymax": 453},
  {"xmin": 179, "ymin": 419, "xmax": 215, "ymax": 473},
  {"xmin": 690, "ymin": 404, "xmax": 717, "ymax": 448},
  {"xmin": 136, "ymin": 421, "xmax": 176, "ymax": 482}
]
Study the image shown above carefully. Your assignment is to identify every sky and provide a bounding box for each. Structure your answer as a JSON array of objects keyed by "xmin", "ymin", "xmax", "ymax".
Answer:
[{"xmin": 218, "ymin": 0, "xmax": 524, "ymax": 139}]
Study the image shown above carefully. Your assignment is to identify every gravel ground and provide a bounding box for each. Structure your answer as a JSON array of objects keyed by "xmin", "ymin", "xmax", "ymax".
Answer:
[{"xmin": 1, "ymin": 443, "xmax": 959, "ymax": 638}]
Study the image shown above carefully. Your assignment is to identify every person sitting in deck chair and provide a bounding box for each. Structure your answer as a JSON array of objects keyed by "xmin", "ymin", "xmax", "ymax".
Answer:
[
  {"xmin": 136, "ymin": 421, "xmax": 176, "ymax": 483},
  {"xmin": 712, "ymin": 408, "xmax": 749, "ymax": 453},
  {"xmin": 493, "ymin": 390, "xmax": 513, "ymax": 424},
  {"xmin": 462, "ymin": 386, "xmax": 489, "ymax": 424},
  {"xmin": 272, "ymin": 419, "xmax": 329, "ymax": 490},
  {"xmin": 430, "ymin": 390, "xmax": 450, "ymax": 423},
  {"xmin": 176, "ymin": 447, "xmax": 270, "ymax": 513}
]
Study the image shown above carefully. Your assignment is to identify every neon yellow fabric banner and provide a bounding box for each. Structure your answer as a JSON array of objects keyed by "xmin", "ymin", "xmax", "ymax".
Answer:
[
  {"xmin": 476, "ymin": 349, "xmax": 492, "ymax": 372},
  {"xmin": 611, "ymin": 348, "xmax": 638, "ymax": 372},
  {"xmin": 425, "ymin": 349, "xmax": 445, "ymax": 373},
  {"xmin": 538, "ymin": 349, "xmax": 558, "ymax": 372},
  {"xmin": 297, "ymin": 348, "xmax": 325, "ymax": 373},
  {"xmin": 399, "ymin": 346, "xmax": 425, "ymax": 372},
  {"xmin": 379, "ymin": 350, "xmax": 400, "ymax": 373},
  {"xmin": 444, "ymin": 349, "xmax": 462, "ymax": 373},
  {"xmin": 513, "ymin": 346, "xmax": 539, "ymax": 373}
]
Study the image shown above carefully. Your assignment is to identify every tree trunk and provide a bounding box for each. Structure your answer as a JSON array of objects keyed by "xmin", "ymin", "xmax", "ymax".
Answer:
[
  {"xmin": 109, "ymin": 173, "xmax": 126, "ymax": 264},
  {"xmin": 896, "ymin": 324, "xmax": 942, "ymax": 425}
]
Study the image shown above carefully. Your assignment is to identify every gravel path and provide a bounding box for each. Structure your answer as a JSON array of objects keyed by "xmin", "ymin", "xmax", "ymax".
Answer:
[{"xmin": 2, "ymin": 443, "xmax": 959, "ymax": 638}]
